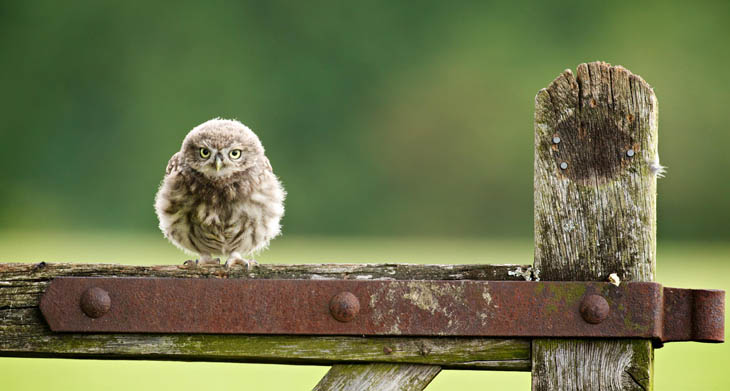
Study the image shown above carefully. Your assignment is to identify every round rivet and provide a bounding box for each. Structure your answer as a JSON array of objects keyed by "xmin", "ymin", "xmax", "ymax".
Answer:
[
  {"xmin": 552, "ymin": 136, "xmax": 561, "ymax": 144},
  {"xmin": 329, "ymin": 291, "xmax": 360, "ymax": 322},
  {"xmin": 80, "ymin": 287, "xmax": 111, "ymax": 318},
  {"xmin": 627, "ymin": 149, "xmax": 635, "ymax": 157},
  {"xmin": 580, "ymin": 294, "xmax": 609, "ymax": 324},
  {"xmin": 560, "ymin": 162, "xmax": 568, "ymax": 170}
]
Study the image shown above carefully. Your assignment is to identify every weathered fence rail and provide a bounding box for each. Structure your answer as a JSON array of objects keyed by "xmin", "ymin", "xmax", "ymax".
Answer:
[
  {"xmin": 0, "ymin": 62, "xmax": 724, "ymax": 391},
  {"xmin": 0, "ymin": 262, "xmax": 531, "ymax": 370}
]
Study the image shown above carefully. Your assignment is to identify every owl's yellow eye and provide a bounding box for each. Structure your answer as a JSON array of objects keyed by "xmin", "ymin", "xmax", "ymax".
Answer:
[
  {"xmin": 229, "ymin": 149, "xmax": 242, "ymax": 160},
  {"xmin": 199, "ymin": 148, "xmax": 211, "ymax": 158}
]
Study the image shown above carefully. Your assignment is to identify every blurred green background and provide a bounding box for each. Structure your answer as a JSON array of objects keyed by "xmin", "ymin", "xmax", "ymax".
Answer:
[
  {"xmin": 0, "ymin": 1, "xmax": 728, "ymax": 390},
  {"xmin": 1, "ymin": 0, "xmax": 729, "ymax": 239}
]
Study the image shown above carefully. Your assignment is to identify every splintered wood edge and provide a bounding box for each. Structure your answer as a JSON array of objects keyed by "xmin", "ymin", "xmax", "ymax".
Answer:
[{"xmin": 0, "ymin": 261, "xmax": 531, "ymax": 370}]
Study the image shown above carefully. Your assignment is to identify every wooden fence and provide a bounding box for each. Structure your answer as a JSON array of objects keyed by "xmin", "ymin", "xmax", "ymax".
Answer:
[{"xmin": 1, "ymin": 62, "xmax": 667, "ymax": 390}]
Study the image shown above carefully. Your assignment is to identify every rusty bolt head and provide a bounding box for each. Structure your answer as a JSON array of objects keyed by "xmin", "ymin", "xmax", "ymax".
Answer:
[
  {"xmin": 80, "ymin": 287, "xmax": 111, "ymax": 318},
  {"xmin": 580, "ymin": 294, "xmax": 609, "ymax": 324},
  {"xmin": 329, "ymin": 291, "xmax": 360, "ymax": 322}
]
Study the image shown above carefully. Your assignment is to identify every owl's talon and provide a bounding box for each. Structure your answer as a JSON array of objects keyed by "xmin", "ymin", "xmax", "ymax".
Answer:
[
  {"xmin": 225, "ymin": 257, "xmax": 258, "ymax": 270},
  {"xmin": 246, "ymin": 259, "xmax": 259, "ymax": 271},
  {"xmin": 183, "ymin": 257, "xmax": 220, "ymax": 267}
]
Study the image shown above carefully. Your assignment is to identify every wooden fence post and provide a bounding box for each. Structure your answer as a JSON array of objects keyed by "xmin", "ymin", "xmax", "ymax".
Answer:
[{"xmin": 532, "ymin": 62, "xmax": 659, "ymax": 390}]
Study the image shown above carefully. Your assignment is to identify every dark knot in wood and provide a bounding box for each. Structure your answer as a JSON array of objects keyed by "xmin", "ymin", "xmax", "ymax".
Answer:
[{"xmin": 553, "ymin": 115, "xmax": 635, "ymax": 185}]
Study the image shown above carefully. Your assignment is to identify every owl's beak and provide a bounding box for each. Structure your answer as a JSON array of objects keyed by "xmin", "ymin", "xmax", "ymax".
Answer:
[{"xmin": 215, "ymin": 155, "xmax": 223, "ymax": 172}]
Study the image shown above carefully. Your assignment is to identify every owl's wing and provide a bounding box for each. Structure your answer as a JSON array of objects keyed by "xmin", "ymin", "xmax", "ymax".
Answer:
[
  {"xmin": 260, "ymin": 155, "xmax": 273, "ymax": 172},
  {"xmin": 166, "ymin": 152, "xmax": 183, "ymax": 175}
]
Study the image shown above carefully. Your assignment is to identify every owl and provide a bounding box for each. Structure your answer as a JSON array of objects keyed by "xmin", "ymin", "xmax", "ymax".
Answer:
[{"xmin": 154, "ymin": 118, "xmax": 286, "ymax": 269}]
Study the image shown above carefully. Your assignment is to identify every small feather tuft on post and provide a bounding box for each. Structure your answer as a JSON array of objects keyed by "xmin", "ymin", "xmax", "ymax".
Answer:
[{"xmin": 650, "ymin": 157, "xmax": 667, "ymax": 178}]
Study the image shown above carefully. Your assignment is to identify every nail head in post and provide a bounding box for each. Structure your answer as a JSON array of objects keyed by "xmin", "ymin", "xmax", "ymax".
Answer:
[
  {"xmin": 580, "ymin": 294, "xmax": 609, "ymax": 324},
  {"xmin": 80, "ymin": 287, "xmax": 111, "ymax": 318},
  {"xmin": 627, "ymin": 149, "xmax": 635, "ymax": 157},
  {"xmin": 329, "ymin": 291, "xmax": 360, "ymax": 322},
  {"xmin": 552, "ymin": 136, "xmax": 561, "ymax": 144},
  {"xmin": 560, "ymin": 162, "xmax": 568, "ymax": 170}
]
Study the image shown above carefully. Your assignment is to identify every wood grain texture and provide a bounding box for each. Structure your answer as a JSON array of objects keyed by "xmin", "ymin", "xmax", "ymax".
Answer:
[
  {"xmin": 532, "ymin": 62, "xmax": 657, "ymax": 391},
  {"xmin": 313, "ymin": 364, "xmax": 441, "ymax": 391},
  {"xmin": 532, "ymin": 339, "xmax": 652, "ymax": 391},
  {"xmin": 0, "ymin": 262, "xmax": 530, "ymax": 370}
]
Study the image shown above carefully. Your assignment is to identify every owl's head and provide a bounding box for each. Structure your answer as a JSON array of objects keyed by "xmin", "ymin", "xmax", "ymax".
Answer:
[{"xmin": 181, "ymin": 118, "xmax": 266, "ymax": 179}]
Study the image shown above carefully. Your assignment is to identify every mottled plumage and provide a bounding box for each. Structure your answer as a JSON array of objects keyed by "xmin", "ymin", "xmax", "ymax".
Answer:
[{"xmin": 154, "ymin": 118, "xmax": 285, "ymax": 268}]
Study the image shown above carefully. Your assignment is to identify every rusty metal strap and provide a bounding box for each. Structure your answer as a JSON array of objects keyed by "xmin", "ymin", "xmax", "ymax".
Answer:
[{"xmin": 39, "ymin": 278, "xmax": 724, "ymax": 346}]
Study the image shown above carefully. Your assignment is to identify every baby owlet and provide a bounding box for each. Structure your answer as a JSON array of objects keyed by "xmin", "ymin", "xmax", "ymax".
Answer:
[{"xmin": 154, "ymin": 118, "xmax": 285, "ymax": 268}]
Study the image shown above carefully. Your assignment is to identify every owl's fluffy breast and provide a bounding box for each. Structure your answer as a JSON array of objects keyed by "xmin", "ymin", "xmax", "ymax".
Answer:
[{"xmin": 155, "ymin": 163, "xmax": 285, "ymax": 257}]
